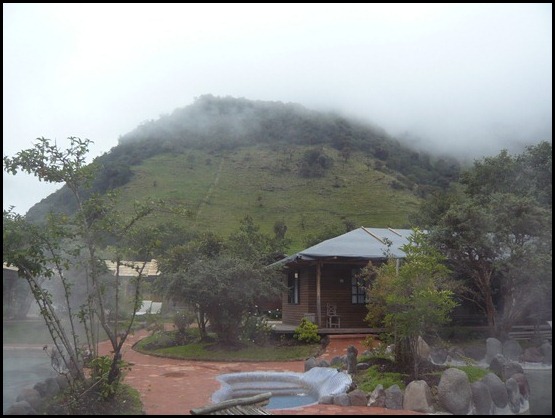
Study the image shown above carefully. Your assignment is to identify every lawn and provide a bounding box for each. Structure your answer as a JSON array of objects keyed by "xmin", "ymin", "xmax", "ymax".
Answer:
[{"xmin": 134, "ymin": 330, "xmax": 323, "ymax": 362}]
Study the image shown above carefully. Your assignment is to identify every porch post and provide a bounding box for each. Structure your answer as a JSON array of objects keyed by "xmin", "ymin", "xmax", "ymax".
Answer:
[{"xmin": 316, "ymin": 261, "xmax": 322, "ymax": 327}]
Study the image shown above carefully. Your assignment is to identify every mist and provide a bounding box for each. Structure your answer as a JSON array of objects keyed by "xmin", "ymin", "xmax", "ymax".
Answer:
[{"xmin": 3, "ymin": 3, "xmax": 552, "ymax": 214}]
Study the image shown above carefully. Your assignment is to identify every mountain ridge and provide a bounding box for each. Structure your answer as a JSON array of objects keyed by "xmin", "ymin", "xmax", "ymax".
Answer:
[{"xmin": 25, "ymin": 95, "xmax": 461, "ymax": 251}]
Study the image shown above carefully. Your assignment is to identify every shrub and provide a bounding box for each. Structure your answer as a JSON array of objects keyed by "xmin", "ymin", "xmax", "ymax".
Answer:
[
  {"xmin": 241, "ymin": 315, "xmax": 273, "ymax": 345},
  {"xmin": 293, "ymin": 318, "xmax": 321, "ymax": 344}
]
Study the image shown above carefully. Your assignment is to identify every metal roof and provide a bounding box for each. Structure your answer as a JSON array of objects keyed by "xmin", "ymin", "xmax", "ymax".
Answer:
[{"xmin": 274, "ymin": 227, "xmax": 413, "ymax": 265}]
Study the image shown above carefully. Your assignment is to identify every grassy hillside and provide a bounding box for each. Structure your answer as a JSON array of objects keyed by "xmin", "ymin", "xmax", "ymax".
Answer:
[
  {"xmin": 115, "ymin": 145, "xmax": 420, "ymax": 252},
  {"xmin": 24, "ymin": 96, "xmax": 458, "ymax": 252}
]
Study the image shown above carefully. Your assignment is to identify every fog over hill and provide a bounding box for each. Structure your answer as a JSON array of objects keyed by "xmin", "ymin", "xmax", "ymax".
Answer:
[{"xmin": 4, "ymin": 4, "xmax": 551, "ymax": 215}]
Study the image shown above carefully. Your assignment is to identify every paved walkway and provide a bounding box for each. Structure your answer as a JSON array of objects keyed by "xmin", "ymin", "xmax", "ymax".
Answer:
[{"xmin": 98, "ymin": 330, "xmax": 422, "ymax": 415}]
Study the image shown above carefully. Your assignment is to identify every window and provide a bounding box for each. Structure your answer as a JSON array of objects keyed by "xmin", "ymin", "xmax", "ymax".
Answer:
[
  {"xmin": 351, "ymin": 268, "xmax": 367, "ymax": 304},
  {"xmin": 288, "ymin": 271, "xmax": 300, "ymax": 304}
]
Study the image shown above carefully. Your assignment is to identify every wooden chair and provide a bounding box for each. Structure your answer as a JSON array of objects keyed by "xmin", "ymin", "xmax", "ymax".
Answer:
[{"xmin": 326, "ymin": 303, "xmax": 340, "ymax": 328}]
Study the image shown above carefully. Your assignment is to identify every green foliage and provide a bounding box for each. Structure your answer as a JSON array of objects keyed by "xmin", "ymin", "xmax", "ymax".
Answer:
[
  {"xmin": 454, "ymin": 365, "xmax": 489, "ymax": 383},
  {"xmin": 419, "ymin": 141, "xmax": 552, "ymax": 335},
  {"xmin": 354, "ymin": 365, "xmax": 406, "ymax": 392},
  {"xmin": 365, "ymin": 229, "xmax": 457, "ymax": 377},
  {"xmin": 173, "ymin": 309, "xmax": 195, "ymax": 334},
  {"xmin": 299, "ymin": 147, "xmax": 334, "ymax": 178},
  {"xmin": 241, "ymin": 314, "xmax": 273, "ymax": 345},
  {"xmin": 293, "ymin": 318, "xmax": 321, "ymax": 344},
  {"xmin": 359, "ymin": 337, "xmax": 394, "ymax": 362},
  {"xmin": 160, "ymin": 255, "xmax": 284, "ymax": 345},
  {"xmin": 89, "ymin": 355, "xmax": 130, "ymax": 400},
  {"xmin": 4, "ymin": 137, "xmax": 166, "ymax": 394}
]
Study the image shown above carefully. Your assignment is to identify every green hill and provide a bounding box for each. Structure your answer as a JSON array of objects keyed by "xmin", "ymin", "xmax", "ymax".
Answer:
[{"xmin": 25, "ymin": 95, "xmax": 460, "ymax": 252}]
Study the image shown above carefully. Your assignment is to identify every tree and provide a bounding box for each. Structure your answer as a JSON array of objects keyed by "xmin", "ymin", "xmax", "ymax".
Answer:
[
  {"xmin": 3, "ymin": 137, "xmax": 167, "ymax": 400},
  {"xmin": 365, "ymin": 229, "xmax": 457, "ymax": 378},
  {"xmin": 157, "ymin": 218, "xmax": 286, "ymax": 344},
  {"xmin": 416, "ymin": 142, "xmax": 552, "ymax": 336}
]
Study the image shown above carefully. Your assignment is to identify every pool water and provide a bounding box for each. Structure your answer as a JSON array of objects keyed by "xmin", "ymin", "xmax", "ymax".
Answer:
[
  {"xmin": 265, "ymin": 393, "xmax": 318, "ymax": 409},
  {"xmin": 3, "ymin": 348, "xmax": 57, "ymax": 413}
]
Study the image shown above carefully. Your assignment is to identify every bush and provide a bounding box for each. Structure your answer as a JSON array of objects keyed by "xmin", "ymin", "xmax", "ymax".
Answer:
[
  {"xmin": 174, "ymin": 310, "xmax": 195, "ymax": 333},
  {"xmin": 241, "ymin": 315, "xmax": 273, "ymax": 345},
  {"xmin": 293, "ymin": 318, "xmax": 321, "ymax": 344}
]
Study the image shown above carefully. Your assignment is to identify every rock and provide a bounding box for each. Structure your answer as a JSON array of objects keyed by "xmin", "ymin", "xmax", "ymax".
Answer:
[
  {"xmin": 489, "ymin": 353, "xmax": 506, "ymax": 378},
  {"xmin": 506, "ymin": 377, "xmax": 522, "ymax": 414},
  {"xmin": 502, "ymin": 339, "xmax": 522, "ymax": 362},
  {"xmin": 430, "ymin": 347, "xmax": 448, "ymax": 364},
  {"xmin": 44, "ymin": 377, "xmax": 60, "ymax": 397},
  {"xmin": 486, "ymin": 337, "xmax": 502, "ymax": 364},
  {"xmin": 346, "ymin": 345, "xmax": 358, "ymax": 374},
  {"xmin": 33, "ymin": 381, "xmax": 47, "ymax": 397},
  {"xmin": 333, "ymin": 393, "xmax": 351, "ymax": 406},
  {"xmin": 16, "ymin": 387, "xmax": 42, "ymax": 410},
  {"xmin": 540, "ymin": 341, "xmax": 552, "ymax": 365},
  {"xmin": 55, "ymin": 375, "xmax": 70, "ymax": 391},
  {"xmin": 356, "ymin": 362, "xmax": 370, "ymax": 371},
  {"xmin": 4, "ymin": 400, "xmax": 37, "ymax": 415},
  {"xmin": 501, "ymin": 361, "xmax": 524, "ymax": 381},
  {"xmin": 318, "ymin": 359, "xmax": 330, "ymax": 367},
  {"xmin": 367, "ymin": 384, "xmax": 386, "ymax": 408},
  {"xmin": 348, "ymin": 389, "xmax": 368, "ymax": 406},
  {"xmin": 448, "ymin": 346, "xmax": 465, "ymax": 361},
  {"xmin": 304, "ymin": 357, "xmax": 317, "ymax": 371},
  {"xmin": 511, "ymin": 373, "xmax": 530, "ymax": 400},
  {"xmin": 481, "ymin": 372, "xmax": 508, "ymax": 408},
  {"xmin": 438, "ymin": 368, "xmax": 472, "ymax": 415},
  {"xmin": 471, "ymin": 381, "xmax": 493, "ymax": 415},
  {"xmin": 330, "ymin": 355, "xmax": 345, "ymax": 367},
  {"xmin": 319, "ymin": 395, "xmax": 334, "ymax": 404},
  {"xmin": 403, "ymin": 380, "xmax": 433, "ymax": 413},
  {"xmin": 522, "ymin": 347, "xmax": 543, "ymax": 363},
  {"xmin": 464, "ymin": 344, "xmax": 486, "ymax": 362},
  {"xmin": 417, "ymin": 336, "xmax": 430, "ymax": 360},
  {"xmin": 384, "ymin": 384, "xmax": 404, "ymax": 410}
]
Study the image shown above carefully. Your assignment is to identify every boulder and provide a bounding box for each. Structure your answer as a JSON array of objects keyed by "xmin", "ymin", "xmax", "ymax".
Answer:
[
  {"xmin": 403, "ymin": 380, "xmax": 433, "ymax": 413},
  {"xmin": 16, "ymin": 387, "xmax": 42, "ymax": 410},
  {"xmin": 304, "ymin": 357, "xmax": 317, "ymax": 371},
  {"xmin": 511, "ymin": 373, "xmax": 530, "ymax": 400},
  {"xmin": 367, "ymin": 384, "xmax": 386, "ymax": 408},
  {"xmin": 471, "ymin": 381, "xmax": 493, "ymax": 415},
  {"xmin": 502, "ymin": 339, "xmax": 522, "ymax": 362},
  {"xmin": 481, "ymin": 372, "xmax": 508, "ymax": 408},
  {"xmin": 486, "ymin": 337, "xmax": 502, "ymax": 364},
  {"xmin": 348, "ymin": 389, "xmax": 368, "ymax": 406},
  {"xmin": 438, "ymin": 368, "xmax": 472, "ymax": 415},
  {"xmin": 501, "ymin": 361, "xmax": 524, "ymax": 381},
  {"xmin": 384, "ymin": 384, "xmax": 404, "ymax": 410},
  {"xmin": 506, "ymin": 377, "xmax": 522, "ymax": 414},
  {"xmin": 4, "ymin": 401, "xmax": 37, "ymax": 415},
  {"xmin": 333, "ymin": 393, "xmax": 351, "ymax": 406}
]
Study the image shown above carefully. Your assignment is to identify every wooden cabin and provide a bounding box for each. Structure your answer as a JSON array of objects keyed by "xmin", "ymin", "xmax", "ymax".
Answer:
[{"xmin": 274, "ymin": 227, "xmax": 412, "ymax": 329}]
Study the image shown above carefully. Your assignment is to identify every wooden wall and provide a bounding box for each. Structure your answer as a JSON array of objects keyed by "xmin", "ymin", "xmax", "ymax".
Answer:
[{"xmin": 281, "ymin": 263, "xmax": 369, "ymax": 328}]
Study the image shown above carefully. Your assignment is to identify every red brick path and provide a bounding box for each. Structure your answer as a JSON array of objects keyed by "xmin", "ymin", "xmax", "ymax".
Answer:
[{"xmin": 98, "ymin": 330, "xmax": 422, "ymax": 415}]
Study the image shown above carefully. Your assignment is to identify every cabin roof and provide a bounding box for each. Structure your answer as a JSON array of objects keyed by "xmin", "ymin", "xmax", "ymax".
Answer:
[{"xmin": 274, "ymin": 227, "xmax": 414, "ymax": 265}]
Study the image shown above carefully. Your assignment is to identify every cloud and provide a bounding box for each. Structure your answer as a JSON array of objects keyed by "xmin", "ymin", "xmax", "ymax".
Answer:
[{"xmin": 3, "ymin": 3, "xmax": 552, "ymax": 214}]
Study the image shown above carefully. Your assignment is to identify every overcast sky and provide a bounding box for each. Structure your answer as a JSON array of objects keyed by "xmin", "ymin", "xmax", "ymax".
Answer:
[{"xmin": 3, "ymin": 3, "xmax": 552, "ymax": 215}]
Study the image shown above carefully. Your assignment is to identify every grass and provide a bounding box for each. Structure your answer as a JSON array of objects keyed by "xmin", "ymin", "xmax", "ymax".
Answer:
[
  {"xmin": 452, "ymin": 365, "xmax": 490, "ymax": 383},
  {"xmin": 354, "ymin": 365, "xmax": 407, "ymax": 392},
  {"xmin": 114, "ymin": 147, "xmax": 421, "ymax": 252},
  {"xmin": 134, "ymin": 330, "xmax": 322, "ymax": 361}
]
